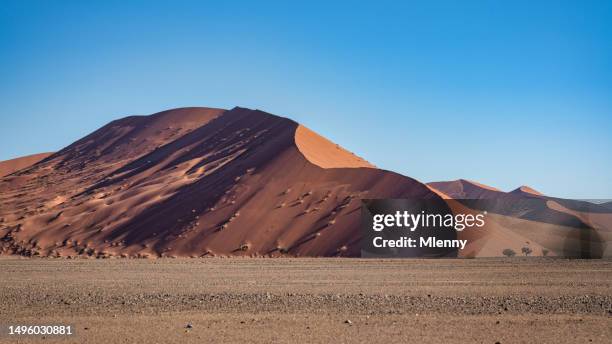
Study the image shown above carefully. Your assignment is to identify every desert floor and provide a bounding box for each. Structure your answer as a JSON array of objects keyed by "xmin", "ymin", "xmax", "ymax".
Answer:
[{"xmin": 0, "ymin": 258, "xmax": 610, "ymax": 343}]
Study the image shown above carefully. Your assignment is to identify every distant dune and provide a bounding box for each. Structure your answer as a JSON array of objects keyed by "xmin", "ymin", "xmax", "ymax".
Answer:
[
  {"xmin": 0, "ymin": 152, "xmax": 53, "ymax": 177},
  {"xmin": 427, "ymin": 179, "xmax": 503, "ymax": 199},
  {"xmin": 427, "ymin": 180, "xmax": 611, "ymax": 258},
  {"xmin": 429, "ymin": 179, "xmax": 548, "ymax": 200},
  {"xmin": 426, "ymin": 179, "xmax": 610, "ymax": 225},
  {"xmin": 0, "ymin": 107, "xmax": 438, "ymax": 258}
]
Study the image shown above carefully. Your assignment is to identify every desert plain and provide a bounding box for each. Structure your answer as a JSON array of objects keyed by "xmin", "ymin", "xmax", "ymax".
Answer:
[{"xmin": 0, "ymin": 257, "xmax": 610, "ymax": 343}]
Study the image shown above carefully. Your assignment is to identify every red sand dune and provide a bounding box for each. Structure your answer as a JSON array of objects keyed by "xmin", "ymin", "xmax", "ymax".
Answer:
[
  {"xmin": 0, "ymin": 152, "xmax": 53, "ymax": 178},
  {"xmin": 428, "ymin": 180, "xmax": 543, "ymax": 199},
  {"xmin": 0, "ymin": 107, "xmax": 439, "ymax": 258},
  {"xmin": 427, "ymin": 180, "xmax": 611, "ymax": 258},
  {"xmin": 426, "ymin": 179, "xmax": 607, "ymax": 226}
]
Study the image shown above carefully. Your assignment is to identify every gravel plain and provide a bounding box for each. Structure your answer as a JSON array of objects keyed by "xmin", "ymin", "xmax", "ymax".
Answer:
[{"xmin": 0, "ymin": 258, "xmax": 610, "ymax": 343}]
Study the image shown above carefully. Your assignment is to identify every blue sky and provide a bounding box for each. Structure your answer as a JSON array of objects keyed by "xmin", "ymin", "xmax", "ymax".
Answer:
[{"xmin": 1, "ymin": 0, "xmax": 610, "ymax": 198}]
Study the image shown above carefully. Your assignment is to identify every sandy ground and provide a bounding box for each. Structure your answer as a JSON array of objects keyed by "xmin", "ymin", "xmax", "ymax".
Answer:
[{"xmin": 0, "ymin": 258, "xmax": 610, "ymax": 343}]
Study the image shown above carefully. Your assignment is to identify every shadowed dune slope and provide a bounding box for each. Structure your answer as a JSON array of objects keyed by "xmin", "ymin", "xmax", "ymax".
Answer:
[
  {"xmin": 0, "ymin": 152, "xmax": 53, "ymax": 177},
  {"xmin": 0, "ymin": 107, "xmax": 439, "ymax": 258}
]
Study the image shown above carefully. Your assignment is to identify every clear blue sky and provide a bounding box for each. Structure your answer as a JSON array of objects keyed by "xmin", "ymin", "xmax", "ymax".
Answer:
[{"xmin": 1, "ymin": 0, "xmax": 610, "ymax": 198}]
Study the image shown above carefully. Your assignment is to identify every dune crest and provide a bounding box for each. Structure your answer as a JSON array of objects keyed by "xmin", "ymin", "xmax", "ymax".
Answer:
[
  {"xmin": 427, "ymin": 179, "xmax": 502, "ymax": 199},
  {"xmin": 294, "ymin": 125, "xmax": 374, "ymax": 169},
  {"xmin": 511, "ymin": 185, "xmax": 543, "ymax": 196}
]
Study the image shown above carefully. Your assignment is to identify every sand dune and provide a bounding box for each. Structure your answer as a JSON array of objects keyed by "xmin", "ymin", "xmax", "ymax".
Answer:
[
  {"xmin": 0, "ymin": 152, "xmax": 53, "ymax": 177},
  {"xmin": 2, "ymin": 107, "xmax": 608, "ymax": 258},
  {"xmin": 427, "ymin": 180, "xmax": 547, "ymax": 199},
  {"xmin": 427, "ymin": 180, "xmax": 611, "ymax": 257},
  {"xmin": 0, "ymin": 107, "xmax": 438, "ymax": 258}
]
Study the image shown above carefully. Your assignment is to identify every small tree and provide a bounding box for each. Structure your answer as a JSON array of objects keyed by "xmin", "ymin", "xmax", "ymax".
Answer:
[
  {"xmin": 521, "ymin": 246, "xmax": 532, "ymax": 256},
  {"xmin": 542, "ymin": 248, "xmax": 549, "ymax": 257},
  {"xmin": 502, "ymin": 248, "xmax": 516, "ymax": 257}
]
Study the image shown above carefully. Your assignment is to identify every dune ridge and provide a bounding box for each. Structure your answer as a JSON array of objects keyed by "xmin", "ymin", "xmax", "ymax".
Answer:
[
  {"xmin": 510, "ymin": 185, "xmax": 543, "ymax": 196},
  {"xmin": 427, "ymin": 179, "xmax": 503, "ymax": 199}
]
